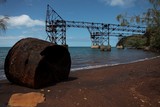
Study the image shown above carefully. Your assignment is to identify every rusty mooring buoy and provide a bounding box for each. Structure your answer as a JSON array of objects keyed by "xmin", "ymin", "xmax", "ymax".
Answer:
[{"xmin": 5, "ymin": 38, "xmax": 71, "ymax": 89}]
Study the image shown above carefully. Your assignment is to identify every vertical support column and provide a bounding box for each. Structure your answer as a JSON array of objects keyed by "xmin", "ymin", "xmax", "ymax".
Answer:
[
  {"xmin": 88, "ymin": 28, "xmax": 100, "ymax": 49},
  {"xmin": 61, "ymin": 21, "xmax": 68, "ymax": 48},
  {"xmin": 106, "ymin": 24, "xmax": 111, "ymax": 51},
  {"xmin": 107, "ymin": 24, "xmax": 110, "ymax": 46}
]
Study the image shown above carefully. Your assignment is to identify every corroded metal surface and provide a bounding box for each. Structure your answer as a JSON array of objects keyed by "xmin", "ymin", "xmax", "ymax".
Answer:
[{"xmin": 5, "ymin": 38, "xmax": 71, "ymax": 89}]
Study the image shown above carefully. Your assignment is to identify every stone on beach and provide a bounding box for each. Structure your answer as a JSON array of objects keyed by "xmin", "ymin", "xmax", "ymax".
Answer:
[{"xmin": 8, "ymin": 92, "xmax": 45, "ymax": 107}]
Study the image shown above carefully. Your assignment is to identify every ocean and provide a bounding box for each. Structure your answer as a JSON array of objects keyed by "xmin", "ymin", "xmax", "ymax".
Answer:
[{"xmin": 0, "ymin": 47, "xmax": 159, "ymax": 80}]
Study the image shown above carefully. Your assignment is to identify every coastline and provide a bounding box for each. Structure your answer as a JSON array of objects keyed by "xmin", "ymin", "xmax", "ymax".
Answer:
[
  {"xmin": 0, "ymin": 57, "xmax": 160, "ymax": 107},
  {"xmin": 71, "ymin": 55, "xmax": 160, "ymax": 71}
]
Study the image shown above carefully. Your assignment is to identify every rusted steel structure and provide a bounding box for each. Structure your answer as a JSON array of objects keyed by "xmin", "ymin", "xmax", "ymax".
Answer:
[
  {"xmin": 46, "ymin": 4, "xmax": 146, "ymax": 47},
  {"xmin": 5, "ymin": 38, "xmax": 71, "ymax": 89}
]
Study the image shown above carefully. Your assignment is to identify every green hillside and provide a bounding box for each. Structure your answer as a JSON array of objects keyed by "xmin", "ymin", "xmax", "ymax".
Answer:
[{"xmin": 116, "ymin": 35, "xmax": 147, "ymax": 49}]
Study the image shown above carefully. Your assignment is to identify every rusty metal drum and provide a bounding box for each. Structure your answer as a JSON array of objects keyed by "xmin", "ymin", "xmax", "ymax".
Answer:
[{"xmin": 4, "ymin": 38, "xmax": 71, "ymax": 89}]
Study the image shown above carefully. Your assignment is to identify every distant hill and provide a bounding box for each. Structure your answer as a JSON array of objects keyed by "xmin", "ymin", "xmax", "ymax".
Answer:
[{"xmin": 116, "ymin": 35, "xmax": 147, "ymax": 49}]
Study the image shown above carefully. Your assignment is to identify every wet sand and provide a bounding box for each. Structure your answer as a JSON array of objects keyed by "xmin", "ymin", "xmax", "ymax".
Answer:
[{"xmin": 0, "ymin": 57, "xmax": 160, "ymax": 107}]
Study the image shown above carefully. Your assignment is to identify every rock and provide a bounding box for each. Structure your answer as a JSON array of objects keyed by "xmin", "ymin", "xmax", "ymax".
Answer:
[
  {"xmin": 144, "ymin": 46, "xmax": 150, "ymax": 51},
  {"xmin": 8, "ymin": 92, "xmax": 45, "ymax": 107},
  {"xmin": 116, "ymin": 45, "xmax": 124, "ymax": 49},
  {"xmin": 91, "ymin": 45, "xmax": 100, "ymax": 49},
  {"xmin": 100, "ymin": 45, "xmax": 106, "ymax": 51},
  {"xmin": 100, "ymin": 45, "xmax": 111, "ymax": 51},
  {"xmin": 106, "ymin": 45, "xmax": 111, "ymax": 51}
]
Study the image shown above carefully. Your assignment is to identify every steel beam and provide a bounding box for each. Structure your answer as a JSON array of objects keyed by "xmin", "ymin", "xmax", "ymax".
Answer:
[{"xmin": 45, "ymin": 5, "xmax": 146, "ymax": 46}]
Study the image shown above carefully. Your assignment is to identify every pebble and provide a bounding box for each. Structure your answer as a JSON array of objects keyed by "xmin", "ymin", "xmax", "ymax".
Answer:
[
  {"xmin": 140, "ymin": 99, "xmax": 145, "ymax": 103},
  {"xmin": 79, "ymin": 89, "xmax": 82, "ymax": 92},
  {"xmin": 134, "ymin": 97, "xmax": 138, "ymax": 99},
  {"xmin": 40, "ymin": 89, "xmax": 44, "ymax": 92},
  {"xmin": 76, "ymin": 103, "xmax": 80, "ymax": 106},
  {"xmin": 84, "ymin": 98, "xmax": 87, "ymax": 100}
]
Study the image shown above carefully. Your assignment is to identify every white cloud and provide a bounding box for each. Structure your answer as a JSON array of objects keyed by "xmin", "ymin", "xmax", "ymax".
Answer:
[
  {"xmin": 7, "ymin": 14, "xmax": 45, "ymax": 28},
  {"xmin": 101, "ymin": 0, "xmax": 135, "ymax": 7}
]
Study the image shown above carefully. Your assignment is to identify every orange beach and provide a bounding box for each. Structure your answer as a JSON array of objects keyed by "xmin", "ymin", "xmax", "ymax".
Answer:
[{"xmin": 0, "ymin": 57, "xmax": 160, "ymax": 107}]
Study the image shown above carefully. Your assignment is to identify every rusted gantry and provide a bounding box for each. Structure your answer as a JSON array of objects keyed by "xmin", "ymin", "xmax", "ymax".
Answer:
[{"xmin": 46, "ymin": 4, "xmax": 146, "ymax": 49}]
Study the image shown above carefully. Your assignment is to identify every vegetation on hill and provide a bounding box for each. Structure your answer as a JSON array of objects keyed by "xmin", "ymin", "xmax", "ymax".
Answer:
[
  {"xmin": 116, "ymin": 0, "xmax": 160, "ymax": 52},
  {"xmin": 117, "ymin": 35, "xmax": 147, "ymax": 49}
]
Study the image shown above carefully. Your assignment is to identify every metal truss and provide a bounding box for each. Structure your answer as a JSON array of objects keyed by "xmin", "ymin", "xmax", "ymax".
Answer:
[
  {"xmin": 46, "ymin": 4, "xmax": 146, "ymax": 46},
  {"xmin": 46, "ymin": 4, "xmax": 66, "ymax": 45}
]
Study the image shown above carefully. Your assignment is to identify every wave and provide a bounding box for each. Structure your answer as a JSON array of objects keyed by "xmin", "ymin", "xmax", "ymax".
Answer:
[
  {"xmin": 0, "ymin": 56, "xmax": 160, "ymax": 80},
  {"xmin": 71, "ymin": 55, "xmax": 160, "ymax": 72},
  {"xmin": 0, "ymin": 69, "xmax": 6, "ymax": 80}
]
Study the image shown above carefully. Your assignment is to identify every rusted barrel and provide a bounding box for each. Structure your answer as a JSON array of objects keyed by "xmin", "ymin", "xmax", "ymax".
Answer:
[{"xmin": 4, "ymin": 38, "xmax": 71, "ymax": 89}]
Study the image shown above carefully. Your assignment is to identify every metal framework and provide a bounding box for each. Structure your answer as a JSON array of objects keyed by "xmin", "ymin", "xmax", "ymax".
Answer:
[
  {"xmin": 46, "ymin": 5, "xmax": 66, "ymax": 44},
  {"xmin": 46, "ymin": 4, "xmax": 146, "ymax": 46}
]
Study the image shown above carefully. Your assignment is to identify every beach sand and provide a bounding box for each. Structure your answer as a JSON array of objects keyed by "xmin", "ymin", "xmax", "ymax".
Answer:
[{"xmin": 0, "ymin": 57, "xmax": 160, "ymax": 107}]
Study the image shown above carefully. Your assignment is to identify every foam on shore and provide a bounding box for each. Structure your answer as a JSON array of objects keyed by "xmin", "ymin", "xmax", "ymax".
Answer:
[{"xmin": 71, "ymin": 55, "xmax": 160, "ymax": 71}]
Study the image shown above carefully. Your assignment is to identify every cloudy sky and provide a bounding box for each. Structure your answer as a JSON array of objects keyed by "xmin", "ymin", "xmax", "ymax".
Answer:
[{"xmin": 0, "ymin": 0, "xmax": 150, "ymax": 47}]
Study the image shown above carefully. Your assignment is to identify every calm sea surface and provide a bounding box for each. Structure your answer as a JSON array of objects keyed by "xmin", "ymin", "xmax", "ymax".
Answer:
[{"xmin": 0, "ymin": 47, "xmax": 159, "ymax": 80}]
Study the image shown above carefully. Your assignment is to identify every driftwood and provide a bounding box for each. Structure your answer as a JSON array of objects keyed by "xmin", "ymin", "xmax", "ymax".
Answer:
[{"xmin": 4, "ymin": 38, "xmax": 71, "ymax": 89}]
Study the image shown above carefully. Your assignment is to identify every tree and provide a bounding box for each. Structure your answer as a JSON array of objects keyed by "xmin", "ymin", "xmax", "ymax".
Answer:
[
  {"xmin": 0, "ymin": 0, "xmax": 8, "ymax": 33},
  {"xmin": 116, "ymin": 0, "xmax": 160, "ymax": 50},
  {"xmin": 0, "ymin": 16, "xmax": 8, "ymax": 32},
  {"xmin": 116, "ymin": 14, "xmax": 129, "ymax": 26},
  {"xmin": 117, "ymin": 0, "xmax": 160, "ymax": 26}
]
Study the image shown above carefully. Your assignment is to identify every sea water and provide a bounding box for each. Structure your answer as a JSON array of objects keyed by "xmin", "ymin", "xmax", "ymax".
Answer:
[
  {"xmin": 0, "ymin": 47, "xmax": 10, "ymax": 80},
  {"xmin": 0, "ymin": 47, "xmax": 159, "ymax": 80}
]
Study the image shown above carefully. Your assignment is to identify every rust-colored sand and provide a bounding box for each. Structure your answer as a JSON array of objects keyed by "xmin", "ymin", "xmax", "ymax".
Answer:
[{"xmin": 0, "ymin": 57, "xmax": 160, "ymax": 107}]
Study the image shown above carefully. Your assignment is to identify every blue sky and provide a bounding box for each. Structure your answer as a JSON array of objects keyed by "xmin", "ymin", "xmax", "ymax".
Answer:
[{"xmin": 0, "ymin": 0, "xmax": 150, "ymax": 47}]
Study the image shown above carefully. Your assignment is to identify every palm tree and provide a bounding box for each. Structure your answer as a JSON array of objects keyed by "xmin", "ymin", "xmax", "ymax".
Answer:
[
  {"xmin": 0, "ymin": 0, "xmax": 7, "ymax": 32},
  {"xmin": 0, "ymin": 17, "xmax": 8, "ymax": 32}
]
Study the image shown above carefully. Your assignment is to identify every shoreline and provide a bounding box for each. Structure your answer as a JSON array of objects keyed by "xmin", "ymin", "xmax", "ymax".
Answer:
[
  {"xmin": 71, "ymin": 55, "xmax": 160, "ymax": 72},
  {"xmin": 71, "ymin": 55, "xmax": 160, "ymax": 71},
  {"xmin": 0, "ymin": 57, "xmax": 160, "ymax": 107},
  {"xmin": 1, "ymin": 56, "xmax": 160, "ymax": 81}
]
